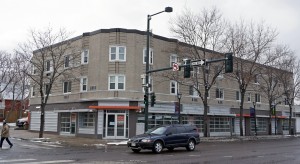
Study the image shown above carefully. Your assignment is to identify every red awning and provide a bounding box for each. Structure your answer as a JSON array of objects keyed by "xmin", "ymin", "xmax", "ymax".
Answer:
[{"xmin": 89, "ymin": 106, "xmax": 141, "ymax": 110}]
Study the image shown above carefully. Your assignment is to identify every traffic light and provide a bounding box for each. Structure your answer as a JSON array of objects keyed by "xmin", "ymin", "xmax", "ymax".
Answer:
[
  {"xmin": 225, "ymin": 53, "xmax": 233, "ymax": 73},
  {"xmin": 150, "ymin": 93, "xmax": 156, "ymax": 107},
  {"xmin": 183, "ymin": 59, "xmax": 191, "ymax": 78},
  {"xmin": 143, "ymin": 94, "xmax": 148, "ymax": 105}
]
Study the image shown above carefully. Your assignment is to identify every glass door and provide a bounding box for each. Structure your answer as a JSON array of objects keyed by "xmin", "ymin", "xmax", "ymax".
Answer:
[{"xmin": 106, "ymin": 113, "xmax": 126, "ymax": 139}]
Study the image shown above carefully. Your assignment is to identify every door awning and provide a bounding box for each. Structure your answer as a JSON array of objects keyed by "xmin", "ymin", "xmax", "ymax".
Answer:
[{"xmin": 89, "ymin": 106, "xmax": 141, "ymax": 110}]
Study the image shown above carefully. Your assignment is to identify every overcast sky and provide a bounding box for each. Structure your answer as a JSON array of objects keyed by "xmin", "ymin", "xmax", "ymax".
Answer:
[{"xmin": 1, "ymin": 0, "xmax": 299, "ymax": 56}]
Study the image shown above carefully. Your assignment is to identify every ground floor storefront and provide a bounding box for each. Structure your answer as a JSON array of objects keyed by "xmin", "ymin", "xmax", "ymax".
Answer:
[{"xmin": 28, "ymin": 101, "xmax": 296, "ymax": 139}]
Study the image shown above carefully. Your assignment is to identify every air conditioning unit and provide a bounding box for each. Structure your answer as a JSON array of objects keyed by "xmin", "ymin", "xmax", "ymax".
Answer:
[
  {"xmin": 192, "ymin": 98, "xmax": 198, "ymax": 102},
  {"xmin": 257, "ymin": 104, "xmax": 261, "ymax": 107},
  {"xmin": 46, "ymin": 72, "xmax": 51, "ymax": 76},
  {"xmin": 218, "ymin": 100, "xmax": 223, "ymax": 104}
]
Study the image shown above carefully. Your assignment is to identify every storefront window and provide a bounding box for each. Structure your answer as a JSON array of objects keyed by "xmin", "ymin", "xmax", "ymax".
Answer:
[
  {"xmin": 60, "ymin": 113, "xmax": 71, "ymax": 132},
  {"xmin": 79, "ymin": 112, "xmax": 95, "ymax": 128},
  {"xmin": 251, "ymin": 118, "xmax": 267, "ymax": 132},
  {"xmin": 209, "ymin": 117, "xmax": 231, "ymax": 132}
]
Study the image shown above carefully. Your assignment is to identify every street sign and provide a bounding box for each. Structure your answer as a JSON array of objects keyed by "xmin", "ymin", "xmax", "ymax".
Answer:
[
  {"xmin": 192, "ymin": 60, "xmax": 206, "ymax": 66},
  {"xmin": 172, "ymin": 63, "xmax": 179, "ymax": 71}
]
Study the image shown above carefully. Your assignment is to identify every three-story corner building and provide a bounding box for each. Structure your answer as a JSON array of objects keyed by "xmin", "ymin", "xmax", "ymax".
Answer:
[{"xmin": 28, "ymin": 28, "xmax": 295, "ymax": 139}]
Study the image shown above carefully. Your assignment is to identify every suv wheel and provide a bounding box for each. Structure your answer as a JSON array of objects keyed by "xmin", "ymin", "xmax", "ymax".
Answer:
[
  {"xmin": 186, "ymin": 139, "xmax": 195, "ymax": 151},
  {"xmin": 152, "ymin": 141, "xmax": 163, "ymax": 153}
]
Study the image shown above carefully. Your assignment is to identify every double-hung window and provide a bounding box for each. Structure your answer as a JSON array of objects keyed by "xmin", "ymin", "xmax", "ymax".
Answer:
[
  {"xmin": 80, "ymin": 77, "xmax": 88, "ymax": 92},
  {"xmin": 64, "ymin": 55, "xmax": 70, "ymax": 68},
  {"xmin": 143, "ymin": 48, "xmax": 153, "ymax": 64},
  {"xmin": 63, "ymin": 81, "xmax": 72, "ymax": 93},
  {"xmin": 170, "ymin": 81, "xmax": 177, "ymax": 95},
  {"xmin": 110, "ymin": 46, "xmax": 126, "ymax": 61},
  {"xmin": 216, "ymin": 88, "xmax": 224, "ymax": 99},
  {"xmin": 255, "ymin": 93, "xmax": 261, "ymax": 103},
  {"xmin": 170, "ymin": 54, "xmax": 177, "ymax": 67},
  {"xmin": 45, "ymin": 60, "xmax": 52, "ymax": 72},
  {"xmin": 31, "ymin": 86, "xmax": 35, "ymax": 97},
  {"xmin": 236, "ymin": 91, "xmax": 241, "ymax": 101},
  {"xmin": 247, "ymin": 93, "xmax": 251, "ymax": 102},
  {"xmin": 109, "ymin": 75, "xmax": 125, "ymax": 90},
  {"xmin": 81, "ymin": 49, "xmax": 89, "ymax": 64},
  {"xmin": 45, "ymin": 83, "xmax": 51, "ymax": 95},
  {"xmin": 189, "ymin": 85, "xmax": 198, "ymax": 97}
]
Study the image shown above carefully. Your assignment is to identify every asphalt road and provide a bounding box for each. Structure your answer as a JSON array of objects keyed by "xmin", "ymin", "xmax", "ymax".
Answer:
[{"xmin": 1, "ymin": 137, "xmax": 300, "ymax": 164}]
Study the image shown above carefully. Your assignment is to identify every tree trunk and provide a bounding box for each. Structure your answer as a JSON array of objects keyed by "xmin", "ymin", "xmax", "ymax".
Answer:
[{"xmin": 39, "ymin": 104, "xmax": 45, "ymax": 138}]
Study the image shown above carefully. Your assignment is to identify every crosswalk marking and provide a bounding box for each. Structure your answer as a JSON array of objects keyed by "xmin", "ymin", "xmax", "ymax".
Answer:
[
  {"xmin": 0, "ymin": 159, "xmax": 36, "ymax": 163},
  {"xmin": 0, "ymin": 159, "xmax": 74, "ymax": 164},
  {"xmin": 21, "ymin": 144, "xmax": 53, "ymax": 149}
]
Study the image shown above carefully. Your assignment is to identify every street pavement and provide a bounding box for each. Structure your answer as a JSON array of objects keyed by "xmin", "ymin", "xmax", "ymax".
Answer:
[{"xmin": 4, "ymin": 123, "xmax": 299, "ymax": 148}]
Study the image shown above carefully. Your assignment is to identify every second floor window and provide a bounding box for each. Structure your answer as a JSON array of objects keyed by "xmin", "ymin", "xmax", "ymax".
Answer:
[
  {"xmin": 236, "ymin": 91, "xmax": 241, "ymax": 101},
  {"xmin": 216, "ymin": 88, "xmax": 224, "ymax": 99},
  {"xmin": 143, "ymin": 48, "xmax": 153, "ymax": 64},
  {"xmin": 63, "ymin": 81, "xmax": 72, "ymax": 93},
  {"xmin": 247, "ymin": 93, "xmax": 251, "ymax": 102},
  {"xmin": 45, "ymin": 83, "xmax": 51, "ymax": 95},
  {"xmin": 110, "ymin": 46, "xmax": 126, "ymax": 61},
  {"xmin": 31, "ymin": 86, "xmax": 35, "ymax": 97},
  {"xmin": 255, "ymin": 93, "xmax": 261, "ymax": 103},
  {"xmin": 109, "ymin": 75, "xmax": 125, "ymax": 90},
  {"xmin": 81, "ymin": 77, "xmax": 88, "ymax": 92},
  {"xmin": 189, "ymin": 85, "xmax": 198, "ymax": 97}
]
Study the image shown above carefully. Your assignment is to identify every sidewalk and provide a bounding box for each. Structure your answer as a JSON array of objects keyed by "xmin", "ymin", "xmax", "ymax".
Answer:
[{"xmin": 6, "ymin": 124, "xmax": 299, "ymax": 147}]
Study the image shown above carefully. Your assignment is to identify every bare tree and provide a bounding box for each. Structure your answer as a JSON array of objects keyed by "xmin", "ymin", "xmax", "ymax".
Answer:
[
  {"xmin": 0, "ymin": 51, "xmax": 16, "ymax": 96},
  {"xmin": 225, "ymin": 20, "xmax": 278, "ymax": 136},
  {"xmin": 254, "ymin": 45, "xmax": 293, "ymax": 135},
  {"xmin": 277, "ymin": 52, "xmax": 300, "ymax": 135},
  {"xmin": 169, "ymin": 7, "xmax": 227, "ymax": 137},
  {"xmin": 16, "ymin": 27, "xmax": 81, "ymax": 138}
]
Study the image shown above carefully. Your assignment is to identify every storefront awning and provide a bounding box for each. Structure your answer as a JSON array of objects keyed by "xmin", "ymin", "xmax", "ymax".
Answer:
[
  {"xmin": 89, "ymin": 106, "xmax": 141, "ymax": 110},
  {"xmin": 236, "ymin": 114, "xmax": 287, "ymax": 118}
]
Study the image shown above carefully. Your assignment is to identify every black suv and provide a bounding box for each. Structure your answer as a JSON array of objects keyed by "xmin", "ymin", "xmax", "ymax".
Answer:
[{"xmin": 127, "ymin": 124, "xmax": 200, "ymax": 153}]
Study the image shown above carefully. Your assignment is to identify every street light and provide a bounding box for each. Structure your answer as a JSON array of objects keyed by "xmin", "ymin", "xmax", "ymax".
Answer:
[
  {"xmin": 177, "ymin": 93, "xmax": 182, "ymax": 124},
  {"xmin": 144, "ymin": 7, "xmax": 173, "ymax": 132},
  {"xmin": 252, "ymin": 101, "xmax": 257, "ymax": 136}
]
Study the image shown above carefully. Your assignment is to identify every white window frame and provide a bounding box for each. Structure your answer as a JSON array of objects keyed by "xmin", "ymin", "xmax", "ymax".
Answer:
[
  {"xmin": 254, "ymin": 74, "xmax": 260, "ymax": 84},
  {"xmin": 170, "ymin": 80, "xmax": 178, "ymax": 95},
  {"xmin": 255, "ymin": 93, "xmax": 261, "ymax": 103},
  {"xmin": 108, "ymin": 75, "xmax": 125, "ymax": 90},
  {"xmin": 45, "ymin": 83, "xmax": 51, "ymax": 95},
  {"xmin": 64, "ymin": 55, "xmax": 70, "ymax": 69},
  {"xmin": 170, "ymin": 54, "xmax": 178, "ymax": 67},
  {"xmin": 45, "ymin": 60, "xmax": 52, "ymax": 72},
  {"xmin": 81, "ymin": 49, "xmax": 89, "ymax": 64},
  {"xmin": 216, "ymin": 88, "xmax": 224, "ymax": 99},
  {"xmin": 31, "ymin": 86, "xmax": 35, "ymax": 97},
  {"xmin": 236, "ymin": 91, "xmax": 241, "ymax": 101},
  {"xmin": 143, "ymin": 48, "xmax": 153, "ymax": 65},
  {"xmin": 247, "ymin": 93, "xmax": 252, "ymax": 102},
  {"xmin": 63, "ymin": 81, "xmax": 72, "ymax": 94},
  {"xmin": 109, "ymin": 46, "xmax": 126, "ymax": 62},
  {"xmin": 80, "ymin": 77, "xmax": 88, "ymax": 92}
]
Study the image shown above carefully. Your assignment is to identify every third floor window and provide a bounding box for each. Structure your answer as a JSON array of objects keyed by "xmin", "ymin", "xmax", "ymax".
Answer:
[
  {"xmin": 110, "ymin": 46, "xmax": 126, "ymax": 62},
  {"xmin": 143, "ymin": 48, "xmax": 153, "ymax": 64}
]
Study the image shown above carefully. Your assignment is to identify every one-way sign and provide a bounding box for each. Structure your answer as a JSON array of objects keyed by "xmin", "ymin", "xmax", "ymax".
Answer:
[{"xmin": 192, "ymin": 59, "xmax": 206, "ymax": 66}]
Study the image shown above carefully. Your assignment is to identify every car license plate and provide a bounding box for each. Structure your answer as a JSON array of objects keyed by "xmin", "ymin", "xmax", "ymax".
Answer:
[{"xmin": 131, "ymin": 142, "xmax": 136, "ymax": 146}]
